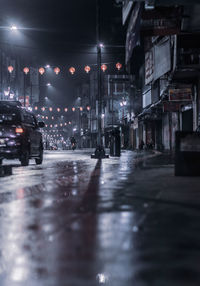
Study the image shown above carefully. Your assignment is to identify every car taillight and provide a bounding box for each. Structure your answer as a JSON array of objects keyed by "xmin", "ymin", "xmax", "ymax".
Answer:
[{"xmin": 15, "ymin": 127, "xmax": 24, "ymax": 134}]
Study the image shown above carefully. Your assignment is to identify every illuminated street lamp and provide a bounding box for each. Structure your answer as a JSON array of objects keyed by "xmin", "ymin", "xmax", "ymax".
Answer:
[
  {"xmin": 10, "ymin": 25, "xmax": 18, "ymax": 31},
  {"xmin": 46, "ymin": 83, "xmax": 51, "ymax": 86}
]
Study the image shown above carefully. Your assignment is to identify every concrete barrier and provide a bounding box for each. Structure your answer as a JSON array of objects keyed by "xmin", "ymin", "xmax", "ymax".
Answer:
[
  {"xmin": 0, "ymin": 165, "xmax": 12, "ymax": 177},
  {"xmin": 175, "ymin": 131, "xmax": 200, "ymax": 176}
]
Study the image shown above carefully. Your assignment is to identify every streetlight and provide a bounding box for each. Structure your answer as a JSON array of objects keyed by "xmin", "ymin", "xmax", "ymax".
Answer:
[
  {"xmin": 91, "ymin": 0, "xmax": 109, "ymax": 158},
  {"xmin": 46, "ymin": 83, "xmax": 51, "ymax": 86},
  {"xmin": 10, "ymin": 25, "xmax": 18, "ymax": 31}
]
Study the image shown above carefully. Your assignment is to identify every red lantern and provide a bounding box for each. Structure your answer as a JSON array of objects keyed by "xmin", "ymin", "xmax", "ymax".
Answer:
[
  {"xmin": 49, "ymin": 107, "xmax": 53, "ymax": 112},
  {"xmin": 80, "ymin": 107, "xmax": 83, "ymax": 111},
  {"xmin": 64, "ymin": 108, "xmax": 68, "ymax": 112},
  {"xmin": 23, "ymin": 67, "xmax": 29, "ymax": 74},
  {"xmin": 87, "ymin": 106, "xmax": 91, "ymax": 111},
  {"xmin": 116, "ymin": 62, "xmax": 122, "ymax": 71},
  {"xmin": 57, "ymin": 108, "xmax": 60, "ymax": 112},
  {"xmin": 8, "ymin": 66, "xmax": 14, "ymax": 73},
  {"xmin": 69, "ymin": 67, "xmax": 75, "ymax": 75},
  {"xmin": 72, "ymin": 107, "xmax": 75, "ymax": 112},
  {"xmin": 101, "ymin": 64, "xmax": 107, "ymax": 72},
  {"xmin": 39, "ymin": 67, "xmax": 45, "ymax": 75},
  {"xmin": 54, "ymin": 67, "xmax": 60, "ymax": 75},
  {"xmin": 84, "ymin": 65, "xmax": 91, "ymax": 73}
]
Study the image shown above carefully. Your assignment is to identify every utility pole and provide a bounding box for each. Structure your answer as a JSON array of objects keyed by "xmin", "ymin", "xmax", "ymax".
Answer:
[{"xmin": 96, "ymin": 0, "xmax": 102, "ymax": 146}]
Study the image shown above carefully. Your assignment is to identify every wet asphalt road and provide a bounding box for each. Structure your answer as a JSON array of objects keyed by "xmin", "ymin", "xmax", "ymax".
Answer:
[{"xmin": 1, "ymin": 149, "xmax": 200, "ymax": 286}]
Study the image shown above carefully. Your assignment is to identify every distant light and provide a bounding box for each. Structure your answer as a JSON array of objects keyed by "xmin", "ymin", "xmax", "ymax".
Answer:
[
  {"xmin": 116, "ymin": 62, "xmax": 122, "ymax": 71},
  {"xmin": 54, "ymin": 67, "xmax": 60, "ymax": 75},
  {"xmin": 39, "ymin": 67, "xmax": 45, "ymax": 75},
  {"xmin": 84, "ymin": 65, "xmax": 91, "ymax": 73},
  {"xmin": 99, "ymin": 43, "xmax": 104, "ymax": 48},
  {"xmin": 69, "ymin": 67, "xmax": 75, "ymax": 75},
  {"xmin": 45, "ymin": 96, "xmax": 48, "ymax": 100},
  {"xmin": 23, "ymin": 67, "xmax": 29, "ymax": 74},
  {"xmin": 10, "ymin": 25, "xmax": 18, "ymax": 31},
  {"xmin": 64, "ymin": 108, "xmax": 68, "ymax": 112},
  {"xmin": 73, "ymin": 128, "xmax": 77, "ymax": 132},
  {"xmin": 8, "ymin": 66, "xmax": 14, "ymax": 73},
  {"xmin": 46, "ymin": 83, "xmax": 51, "ymax": 86},
  {"xmin": 72, "ymin": 107, "xmax": 75, "ymax": 112},
  {"xmin": 45, "ymin": 65, "xmax": 50, "ymax": 68},
  {"xmin": 101, "ymin": 64, "xmax": 107, "ymax": 72}
]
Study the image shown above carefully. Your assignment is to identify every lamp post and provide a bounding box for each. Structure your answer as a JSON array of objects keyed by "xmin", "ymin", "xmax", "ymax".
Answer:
[
  {"xmin": 23, "ymin": 67, "xmax": 29, "ymax": 107},
  {"xmin": 91, "ymin": 0, "xmax": 108, "ymax": 158}
]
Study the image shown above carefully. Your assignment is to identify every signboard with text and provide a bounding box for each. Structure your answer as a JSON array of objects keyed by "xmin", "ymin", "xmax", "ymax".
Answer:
[
  {"xmin": 163, "ymin": 101, "xmax": 180, "ymax": 112},
  {"xmin": 169, "ymin": 88, "xmax": 192, "ymax": 102}
]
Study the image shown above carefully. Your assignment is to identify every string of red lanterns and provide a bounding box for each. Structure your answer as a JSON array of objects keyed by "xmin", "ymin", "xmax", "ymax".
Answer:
[
  {"xmin": 6, "ymin": 63, "xmax": 122, "ymax": 75},
  {"xmin": 34, "ymin": 106, "xmax": 91, "ymax": 112}
]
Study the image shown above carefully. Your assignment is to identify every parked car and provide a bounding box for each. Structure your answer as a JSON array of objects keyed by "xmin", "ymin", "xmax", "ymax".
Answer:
[{"xmin": 0, "ymin": 101, "xmax": 44, "ymax": 166}]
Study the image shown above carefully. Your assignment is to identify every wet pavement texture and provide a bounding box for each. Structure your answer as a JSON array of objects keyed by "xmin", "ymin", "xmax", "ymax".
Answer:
[{"xmin": 0, "ymin": 149, "xmax": 200, "ymax": 286}]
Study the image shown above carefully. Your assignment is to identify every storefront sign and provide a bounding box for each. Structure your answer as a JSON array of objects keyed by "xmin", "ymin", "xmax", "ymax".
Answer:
[
  {"xmin": 169, "ymin": 87, "xmax": 192, "ymax": 101},
  {"xmin": 145, "ymin": 37, "xmax": 171, "ymax": 83},
  {"xmin": 163, "ymin": 102, "xmax": 180, "ymax": 112},
  {"xmin": 141, "ymin": 7, "xmax": 181, "ymax": 36},
  {"xmin": 154, "ymin": 38, "xmax": 171, "ymax": 81}
]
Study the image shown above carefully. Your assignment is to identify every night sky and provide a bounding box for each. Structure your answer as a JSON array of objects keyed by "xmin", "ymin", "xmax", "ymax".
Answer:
[{"xmin": 0, "ymin": 0, "xmax": 125, "ymax": 104}]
